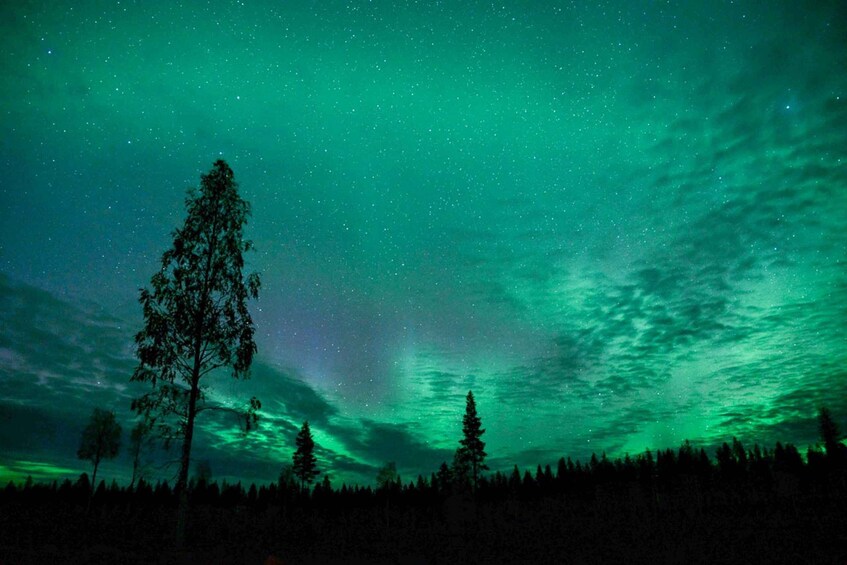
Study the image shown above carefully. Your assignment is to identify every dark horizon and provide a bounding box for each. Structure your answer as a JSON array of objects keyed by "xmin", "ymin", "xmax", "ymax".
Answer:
[{"xmin": 3, "ymin": 428, "xmax": 846, "ymax": 563}]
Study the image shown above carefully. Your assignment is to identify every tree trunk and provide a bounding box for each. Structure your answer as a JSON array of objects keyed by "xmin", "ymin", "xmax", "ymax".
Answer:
[
  {"xmin": 91, "ymin": 459, "xmax": 100, "ymax": 496},
  {"xmin": 175, "ymin": 209, "xmax": 215, "ymax": 548},
  {"xmin": 87, "ymin": 459, "xmax": 100, "ymax": 513},
  {"xmin": 175, "ymin": 376, "xmax": 200, "ymax": 548},
  {"xmin": 130, "ymin": 442, "xmax": 141, "ymax": 490}
]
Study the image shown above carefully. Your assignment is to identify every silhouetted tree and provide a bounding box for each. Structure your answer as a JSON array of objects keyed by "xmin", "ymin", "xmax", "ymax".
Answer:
[
  {"xmin": 278, "ymin": 463, "xmax": 295, "ymax": 489},
  {"xmin": 193, "ymin": 459, "xmax": 213, "ymax": 486},
  {"xmin": 128, "ymin": 420, "xmax": 153, "ymax": 489},
  {"xmin": 435, "ymin": 462, "xmax": 452, "ymax": 492},
  {"xmin": 376, "ymin": 462, "xmax": 400, "ymax": 529},
  {"xmin": 456, "ymin": 390, "xmax": 488, "ymax": 491},
  {"xmin": 732, "ymin": 437, "xmax": 749, "ymax": 473},
  {"xmin": 677, "ymin": 440, "xmax": 695, "ymax": 474},
  {"xmin": 75, "ymin": 473, "xmax": 91, "ymax": 499},
  {"xmin": 77, "ymin": 408, "xmax": 121, "ymax": 495},
  {"xmin": 716, "ymin": 442, "xmax": 734, "ymax": 476},
  {"xmin": 541, "ymin": 464, "xmax": 554, "ymax": 488},
  {"xmin": 556, "ymin": 457, "xmax": 567, "ymax": 482},
  {"xmin": 376, "ymin": 461, "xmax": 400, "ymax": 490},
  {"xmin": 773, "ymin": 442, "xmax": 803, "ymax": 475},
  {"xmin": 522, "ymin": 469, "xmax": 535, "ymax": 493},
  {"xmin": 509, "ymin": 465, "xmax": 521, "ymax": 490},
  {"xmin": 130, "ymin": 160, "xmax": 261, "ymax": 545},
  {"xmin": 452, "ymin": 447, "xmax": 471, "ymax": 489},
  {"xmin": 292, "ymin": 421, "xmax": 319, "ymax": 488},
  {"xmin": 716, "ymin": 438, "xmax": 749, "ymax": 482},
  {"xmin": 819, "ymin": 407, "xmax": 846, "ymax": 463},
  {"xmin": 637, "ymin": 449, "xmax": 655, "ymax": 485},
  {"xmin": 807, "ymin": 445, "xmax": 827, "ymax": 478}
]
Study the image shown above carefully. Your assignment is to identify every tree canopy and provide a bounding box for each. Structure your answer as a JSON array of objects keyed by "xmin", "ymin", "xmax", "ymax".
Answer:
[
  {"xmin": 376, "ymin": 461, "xmax": 400, "ymax": 491},
  {"xmin": 292, "ymin": 421, "xmax": 320, "ymax": 488},
  {"xmin": 130, "ymin": 159, "xmax": 261, "ymax": 544},
  {"xmin": 77, "ymin": 408, "xmax": 122, "ymax": 493},
  {"xmin": 456, "ymin": 390, "xmax": 488, "ymax": 491}
]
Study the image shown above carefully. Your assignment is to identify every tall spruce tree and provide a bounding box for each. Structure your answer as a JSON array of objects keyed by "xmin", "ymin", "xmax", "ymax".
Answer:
[
  {"xmin": 292, "ymin": 421, "xmax": 320, "ymax": 489},
  {"xmin": 457, "ymin": 390, "xmax": 488, "ymax": 490},
  {"xmin": 819, "ymin": 407, "xmax": 846, "ymax": 462},
  {"xmin": 819, "ymin": 407, "xmax": 840, "ymax": 452},
  {"xmin": 130, "ymin": 160, "xmax": 261, "ymax": 545}
]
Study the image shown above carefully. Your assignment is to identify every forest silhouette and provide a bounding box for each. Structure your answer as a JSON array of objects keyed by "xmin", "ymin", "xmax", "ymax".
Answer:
[
  {"xmin": 2, "ymin": 412, "xmax": 846, "ymax": 563},
  {"xmin": 2, "ymin": 161, "xmax": 846, "ymax": 563}
]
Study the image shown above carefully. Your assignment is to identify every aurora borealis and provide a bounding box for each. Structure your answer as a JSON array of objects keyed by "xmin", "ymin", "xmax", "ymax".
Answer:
[{"xmin": 1, "ymin": 1, "xmax": 845, "ymax": 487}]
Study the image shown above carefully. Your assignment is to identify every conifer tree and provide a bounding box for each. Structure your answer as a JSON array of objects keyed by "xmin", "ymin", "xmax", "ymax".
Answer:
[
  {"xmin": 456, "ymin": 390, "xmax": 488, "ymax": 490},
  {"xmin": 292, "ymin": 421, "xmax": 320, "ymax": 488},
  {"xmin": 435, "ymin": 462, "xmax": 452, "ymax": 492},
  {"xmin": 819, "ymin": 407, "xmax": 846, "ymax": 463},
  {"xmin": 452, "ymin": 447, "xmax": 471, "ymax": 488},
  {"xmin": 819, "ymin": 407, "xmax": 842, "ymax": 453}
]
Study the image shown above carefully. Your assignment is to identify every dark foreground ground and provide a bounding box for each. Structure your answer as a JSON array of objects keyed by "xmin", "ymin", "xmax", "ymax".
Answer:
[{"xmin": 1, "ymin": 481, "xmax": 845, "ymax": 564}]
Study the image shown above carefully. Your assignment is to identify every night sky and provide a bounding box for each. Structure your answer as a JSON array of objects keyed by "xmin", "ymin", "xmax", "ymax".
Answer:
[{"xmin": 1, "ymin": 1, "xmax": 846, "ymax": 488}]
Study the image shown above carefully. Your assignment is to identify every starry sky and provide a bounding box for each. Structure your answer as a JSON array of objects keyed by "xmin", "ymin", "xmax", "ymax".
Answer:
[{"xmin": 1, "ymin": 1, "xmax": 846, "ymax": 487}]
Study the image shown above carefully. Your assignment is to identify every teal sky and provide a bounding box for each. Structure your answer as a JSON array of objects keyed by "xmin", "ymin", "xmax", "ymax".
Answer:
[{"xmin": 1, "ymin": 1, "xmax": 846, "ymax": 487}]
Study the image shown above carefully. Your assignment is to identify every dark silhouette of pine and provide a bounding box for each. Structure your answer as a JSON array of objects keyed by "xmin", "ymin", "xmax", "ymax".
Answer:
[
  {"xmin": 451, "ymin": 446, "xmax": 471, "ymax": 488},
  {"xmin": 130, "ymin": 159, "xmax": 261, "ymax": 546},
  {"xmin": 457, "ymin": 390, "xmax": 488, "ymax": 490},
  {"xmin": 292, "ymin": 421, "xmax": 320, "ymax": 488},
  {"xmin": 819, "ymin": 407, "xmax": 844, "ymax": 453},
  {"xmin": 435, "ymin": 461, "xmax": 452, "ymax": 492}
]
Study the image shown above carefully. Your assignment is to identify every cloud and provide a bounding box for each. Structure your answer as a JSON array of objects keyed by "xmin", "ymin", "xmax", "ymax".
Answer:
[
  {"xmin": 329, "ymin": 419, "xmax": 454, "ymax": 475},
  {"xmin": 0, "ymin": 274, "xmax": 143, "ymax": 482},
  {"xmin": 0, "ymin": 403, "xmax": 79, "ymax": 455},
  {"xmin": 0, "ymin": 273, "xmax": 137, "ymax": 410},
  {"xmin": 250, "ymin": 362, "xmax": 340, "ymax": 427},
  {"xmin": 0, "ymin": 275, "xmax": 476, "ymax": 486}
]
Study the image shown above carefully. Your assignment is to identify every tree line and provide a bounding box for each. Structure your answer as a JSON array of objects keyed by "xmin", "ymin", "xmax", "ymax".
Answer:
[
  {"xmin": 71, "ymin": 401, "xmax": 847, "ymax": 504},
  {"xmin": 8, "ymin": 422, "xmax": 846, "ymax": 564}
]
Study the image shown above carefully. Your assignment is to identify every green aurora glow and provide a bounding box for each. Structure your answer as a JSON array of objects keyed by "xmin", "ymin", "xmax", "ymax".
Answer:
[{"xmin": 1, "ymin": 1, "xmax": 846, "ymax": 486}]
